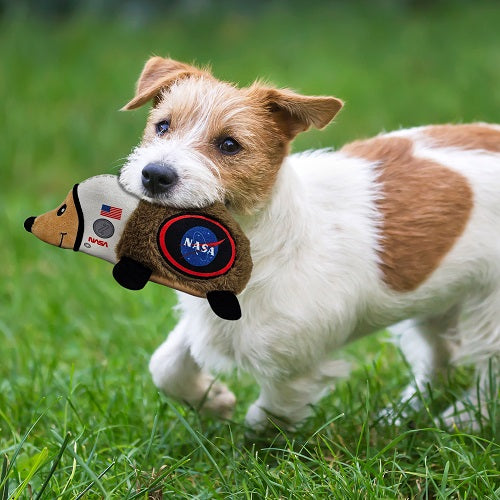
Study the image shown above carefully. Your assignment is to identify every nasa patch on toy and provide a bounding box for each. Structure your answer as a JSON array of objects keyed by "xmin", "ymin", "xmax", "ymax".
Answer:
[{"xmin": 157, "ymin": 214, "xmax": 236, "ymax": 279}]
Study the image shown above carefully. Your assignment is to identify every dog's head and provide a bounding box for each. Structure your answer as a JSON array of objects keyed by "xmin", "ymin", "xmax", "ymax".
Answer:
[{"xmin": 119, "ymin": 57, "xmax": 343, "ymax": 214}]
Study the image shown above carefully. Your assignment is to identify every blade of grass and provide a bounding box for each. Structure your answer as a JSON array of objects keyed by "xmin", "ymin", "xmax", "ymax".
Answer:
[
  {"xmin": 58, "ymin": 441, "xmax": 78, "ymax": 499},
  {"xmin": 74, "ymin": 460, "xmax": 115, "ymax": 500},
  {"xmin": 125, "ymin": 454, "xmax": 193, "ymax": 500},
  {"xmin": 304, "ymin": 412, "xmax": 345, "ymax": 443},
  {"xmin": 34, "ymin": 432, "xmax": 71, "ymax": 500},
  {"xmin": 0, "ymin": 410, "xmax": 46, "ymax": 492},
  {"xmin": 11, "ymin": 448, "xmax": 49, "ymax": 500},
  {"xmin": 0, "ymin": 409, "xmax": 20, "ymax": 444},
  {"xmin": 0, "ymin": 455, "xmax": 9, "ymax": 500},
  {"xmin": 144, "ymin": 401, "xmax": 163, "ymax": 461},
  {"xmin": 439, "ymin": 460, "xmax": 450, "ymax": 498},
  {"xmin": 51, "ymin": 430, "xmax": 108, "ymax": 497},
  {"xmin": 164, "ymin": 399, "xmax": 228, "ymax": 488}
]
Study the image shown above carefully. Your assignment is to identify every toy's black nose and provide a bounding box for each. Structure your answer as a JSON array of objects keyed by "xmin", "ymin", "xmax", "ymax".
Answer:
[
  {"xmin": 142, "ymin": 163, "xmax": 178, "ymax": 195},
  {"xmin": 24, "ymin": 216, "xmax": 36, "ymax": 233}
]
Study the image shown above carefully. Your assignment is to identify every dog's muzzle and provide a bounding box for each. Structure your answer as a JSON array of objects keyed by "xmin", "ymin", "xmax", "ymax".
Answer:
[{"xmin": 141, "ymin": 162, "xmax": 178, "ymax": 196}]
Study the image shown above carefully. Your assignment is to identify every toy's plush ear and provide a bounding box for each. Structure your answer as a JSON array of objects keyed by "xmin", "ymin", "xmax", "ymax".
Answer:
[
  {"xmin": 248, "ymin": 84, "xmax": 343, "ymax": 139},
  {"xmin": 25, "ymin": 186, "xmax": 82, "ymax": 250},
  {"xmin": 122, "ymin": 56, "xmax": 210, "ymax": 110}
]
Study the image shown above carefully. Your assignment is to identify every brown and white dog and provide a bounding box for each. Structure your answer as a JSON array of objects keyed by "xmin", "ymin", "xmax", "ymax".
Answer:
[{"xmin": 119, "ymin": 57, "xmax": 500, "ymax": 431}]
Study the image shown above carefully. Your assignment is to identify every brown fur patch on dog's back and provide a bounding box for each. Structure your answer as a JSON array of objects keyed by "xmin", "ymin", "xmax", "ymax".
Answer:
[
  {"xmin": 423, "ymin": 124, "xmax": 500, "ymax": 152},
  {"xmin": 342, "ymin": 136, "xmax": 473, "ymax": 292}
]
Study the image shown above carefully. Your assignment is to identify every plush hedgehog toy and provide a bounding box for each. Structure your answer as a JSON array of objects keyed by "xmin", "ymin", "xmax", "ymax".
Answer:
[{"xmin": 24, "ymin": 175, "xmax": 252, "ymax": 320}]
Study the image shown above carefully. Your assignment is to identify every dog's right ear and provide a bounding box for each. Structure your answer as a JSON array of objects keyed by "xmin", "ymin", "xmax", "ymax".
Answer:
[
  {"xmin": 121, "ymin": 57, "xmax": 208, "ymax": 110},
  {"xmin": 248, "ymin": 84, "xmax": 344, "ymax": 140}
]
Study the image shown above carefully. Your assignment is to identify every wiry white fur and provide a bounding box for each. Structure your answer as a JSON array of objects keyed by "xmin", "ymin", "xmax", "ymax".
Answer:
[
  {"xmin": 120, "ymin": 136, "xmax": 224, "ymax": 208},
  {"xmin": 144, "ymin": 124, "xmax": 500, "ymax": 431}
]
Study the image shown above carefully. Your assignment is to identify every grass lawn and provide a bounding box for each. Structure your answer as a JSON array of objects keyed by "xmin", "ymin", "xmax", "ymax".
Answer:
[{"xmin": 1, "ymin": 1, "xmax": 499, "ymax": 498}]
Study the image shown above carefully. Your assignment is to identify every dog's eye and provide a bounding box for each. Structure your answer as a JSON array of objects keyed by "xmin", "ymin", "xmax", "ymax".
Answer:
[
  {"xmin": 57, "ymin": 204, "xmax": 67, "ymax": 216},
  {"xmin": 218, "ymin": 137, "xmax": 241, "ymax": 155},
  {"xmin": 155, "ymin": 120, "xmax": 170, "ymax": 136}
]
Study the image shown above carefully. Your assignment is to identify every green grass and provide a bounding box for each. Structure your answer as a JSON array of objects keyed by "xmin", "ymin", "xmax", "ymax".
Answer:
[{"xmin": 1, "ymin": 2, "xmax": 499, "ymax": 498}]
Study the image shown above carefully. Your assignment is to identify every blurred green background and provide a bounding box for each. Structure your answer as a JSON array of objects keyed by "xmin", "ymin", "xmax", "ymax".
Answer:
[
  {"xmin": 0, "ymin": 1, "xmax": 499, "ymax": 497},
  {"xmin": 2, "ymin": 0, "xmax": 499, "ymax": 197}
]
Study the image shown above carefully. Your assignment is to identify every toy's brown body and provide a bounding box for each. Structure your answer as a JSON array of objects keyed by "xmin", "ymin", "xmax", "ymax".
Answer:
[{"xmin": 116, "ymin": 200, "xmax": 252, "ymax": 299}]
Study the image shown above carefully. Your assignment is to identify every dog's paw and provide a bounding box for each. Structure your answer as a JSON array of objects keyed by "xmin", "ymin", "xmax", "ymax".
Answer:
[
  {"xmin": 198, "ymin": 381, "xmax": 236, "ymax": 419},
  {"xmin": 377, "ymin": 405, "xmax": 421, "ymax": 429},
  {"xmin": 376, "ymin": 405, "xmax": 405, "ymax": 427},
  {"xmin": 245, "ymin": 403, "xmax": 296, "ymax": 434},
  {"xmin": 441, "ymin": 401, "xmax": 480, "ymax": 432},
  {"xmin": 245, "ymin": 403, "xmax": 269, "ymax": 432},
  {"xmin": 376, "ymin": 384, "xmax": 424, "ymax": 427}
]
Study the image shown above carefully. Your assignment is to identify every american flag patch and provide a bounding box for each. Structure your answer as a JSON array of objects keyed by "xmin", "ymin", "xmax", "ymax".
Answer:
[{"xmin": 100, "ymin": 204, "xmax": 122, "ymax": 220}]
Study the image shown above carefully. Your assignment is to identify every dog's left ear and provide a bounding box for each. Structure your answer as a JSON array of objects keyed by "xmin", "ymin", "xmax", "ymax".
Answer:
[
  {"xmin": 121, "ymin": 56, "xmax": 209, "ymax": 110},
  {"xmin": 250, "ymin": 85, "xmax": 343, "ymax": 139}
]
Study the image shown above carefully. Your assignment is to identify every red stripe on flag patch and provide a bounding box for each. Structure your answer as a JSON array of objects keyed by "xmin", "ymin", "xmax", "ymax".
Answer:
[{"xmin": 100, "ymin": 204, "xmax": 122, "ymax": 220}]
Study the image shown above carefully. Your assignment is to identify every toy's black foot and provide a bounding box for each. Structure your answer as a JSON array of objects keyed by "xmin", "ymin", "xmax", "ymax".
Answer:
[
  {"xmin": 206, "ymin": 291, "xmax": 242, "ymax": 320},
  {"xmin": 113, "ymin": 257, "xmax": 152, "ymax": 290}
]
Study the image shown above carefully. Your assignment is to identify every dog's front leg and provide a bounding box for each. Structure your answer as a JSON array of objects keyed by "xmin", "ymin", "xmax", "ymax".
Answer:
[
  {"xmin": 245, "ymin": 359, "xmax": 349, "ymax": 432},
  {"xmin": 149, "ymin": 317, "xmax": 236, "ymax": 418}
]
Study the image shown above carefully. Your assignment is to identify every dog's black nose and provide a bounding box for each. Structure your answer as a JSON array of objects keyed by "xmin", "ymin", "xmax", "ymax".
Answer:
[
  {"xmin": 24, "ymin": 216, "xmax": 36, "ymax": 233},
  {"xmin": 142, "ymin": 163, "xmax": 178, "ymax": 195}
]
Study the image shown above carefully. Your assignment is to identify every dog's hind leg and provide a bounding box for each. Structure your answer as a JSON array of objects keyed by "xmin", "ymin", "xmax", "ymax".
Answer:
[
  {"xmin": 441, "ymin": 286, "xmax": 500, "ymax": 430},
  {"xmin": 149, "ymin": 317, "xmax": 236, "ymax": 419},
  {"xmin": 384, "ymin": 308, "xmax": 458, "ymax": 420}
]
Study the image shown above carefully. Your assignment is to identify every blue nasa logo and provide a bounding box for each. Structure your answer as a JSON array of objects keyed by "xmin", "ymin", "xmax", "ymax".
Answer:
[
  {"xmin": 180, "ymin": 226, "xmax": 225, "ymax": 267},
  {"xmin": 158, "ymin": 213, "xmax": 236, "ymax": 278}
]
